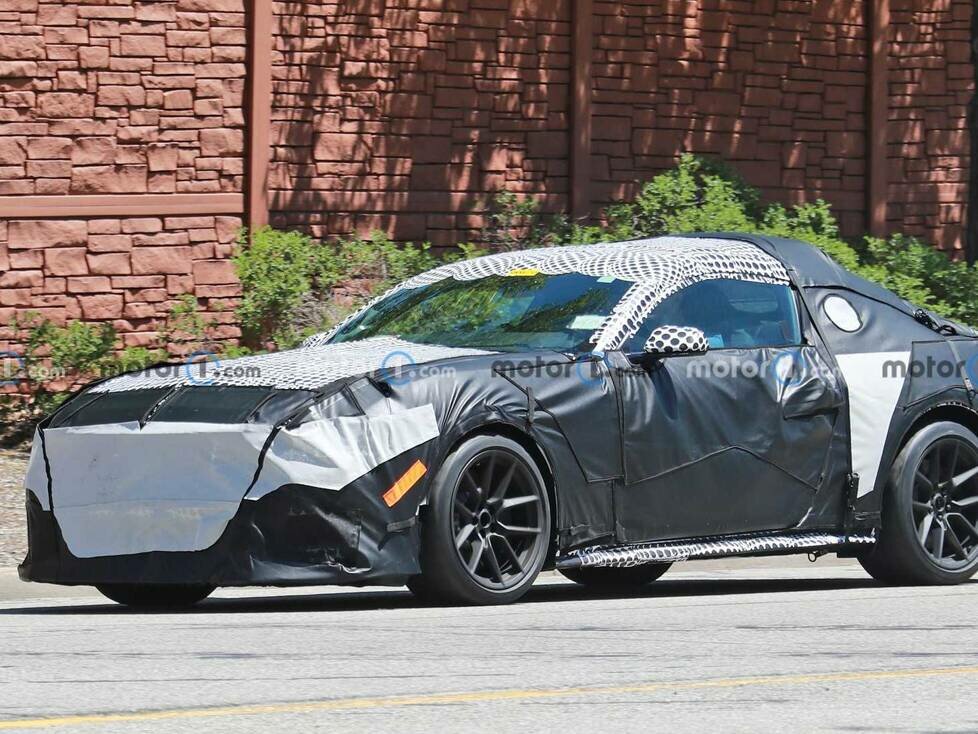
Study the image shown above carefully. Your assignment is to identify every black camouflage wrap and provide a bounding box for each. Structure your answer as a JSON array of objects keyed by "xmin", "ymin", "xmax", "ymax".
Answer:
[{"xmin": 20, "ymin": 233, "xmax": 978, "ymax": 588}]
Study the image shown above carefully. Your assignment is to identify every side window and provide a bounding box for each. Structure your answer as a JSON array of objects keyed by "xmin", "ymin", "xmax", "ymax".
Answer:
[{"xmin": 626, "ymin": 279, "xmax": 803, "ymax": 352}]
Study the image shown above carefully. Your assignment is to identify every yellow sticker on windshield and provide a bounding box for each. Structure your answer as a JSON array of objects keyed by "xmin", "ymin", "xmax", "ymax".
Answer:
[{"xmin": 507, "ymin": 268, "xmax": 540, "ymax": 277}]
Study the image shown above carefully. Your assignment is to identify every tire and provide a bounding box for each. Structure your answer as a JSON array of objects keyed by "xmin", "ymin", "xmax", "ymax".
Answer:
[
  {"xmin": 96, "ymin": 584, "xmax": 215, "ymax": 609},
  {"xmin": 559, "ymin": 563, "xmax": 671, "ymax": 588},
  {"xmin": 859, "ymin": 421, "xmax": 978, "ymax": 585},
  {"xmin": 411, "ymin": 434, "xmax": 552, "ymax": 605}
]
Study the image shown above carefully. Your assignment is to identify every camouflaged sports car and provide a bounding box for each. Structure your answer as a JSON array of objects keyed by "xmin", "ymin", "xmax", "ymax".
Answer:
[{"xmin": 19, "ymin": 233, "xmax": 978, "ymax": 607}]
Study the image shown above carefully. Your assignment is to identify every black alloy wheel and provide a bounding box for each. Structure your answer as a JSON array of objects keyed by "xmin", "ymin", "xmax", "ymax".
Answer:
[
  {"xmin": 451, "ymin": 448, "xmax": 548, "ymax": 591},
  {"xmin": 909, "ymin": 435, "xmax": 978, "ymax": 569},
  {"xmin": 410, "ymin": 435, "xmax": 552, "ymax": 605},
  {"xmin": 860, "ymin": 421, "xmax": 978, "ymax": 585}
]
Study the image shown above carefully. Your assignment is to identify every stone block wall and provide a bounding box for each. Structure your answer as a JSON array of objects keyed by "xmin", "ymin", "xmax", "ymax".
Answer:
[
  {"xmin": 267, "ymin": 0, "xmax": 573, "ymax": 245},
  {"xmin": 888, "ymin": 0, "xmax": 974, "ymax": 251},
  {"xmin": 0, "ymin": 215, "xmax": 241, "ymax": 348},
  {"xmin": 0, "ymin": 0, "xmax": 247, "ymax": 354},
  {"xmin": 590, "ymin": 0, "xmax": 870, "ymax": 237},
  {"xmin": 0, "ymin": 0, "xmax": 247, "ymax": 196},
  {"xmin": 265, "ymin": 0, "xmax": 972, "ymax": 252},
  {"xmin": 0, "ymin": 0, "xmax": 974, "ymax": 357}
]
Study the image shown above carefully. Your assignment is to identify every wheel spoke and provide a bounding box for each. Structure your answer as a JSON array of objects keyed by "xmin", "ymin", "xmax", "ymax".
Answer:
[
  {"xmin": 946, "ymin": 523, "xmax": 968, "ymax": 559},
  {"xmin": 497, "ymin": 521, "xmax": 541, "ymax": 536},
  {"xmin": 950, "ymin": 464, "xmax": 978, "ymax": 490},
  {"xmin": 500, "ymin": 495, "xmax": 541, "ymax": 511},
  {"xmin": 918, "ymin": 512, "xmax": 935, "ymax": 545},
  {"xmin": 482, "ymin": 454, "xmax": 495, "ymax": 492},
  {"xmin": 484, "ymin": 537, "xmax": 504, "ymax": 582},
  {"xmin": 951, "ymin": 495, "xmax": 978, "ymax": 508},
  {"xmin": 912, "ymin": 500, "xmax": 931, "ymax": 514},
  {"xmin": 491, "ymin": 460, "xmax": 517, "ymax": 502},
  {"xmin": 949, "ymin": 442, "xmax": 961, "ymax": 480},
  {"xmin": 948, "ymin": 513, "xmax": 978, "ymax": 542},
  {"xmin": 466, "ymin": 536, "xmax": 486, "ymax": 573},
  {"xmin": 933, "ymin": 522, "xmax": 946, "ymax": 558},
  {"xmin": 494, "ymin": 534, "xmax": 524, "ymax": 574},
  {"xmin": 929, "ymin": 448, "xmax": 941, "ymax": 485},
  {"xmin": 454, "ymin": 495, "xmax": 474, "ymax": 516},
  {"xmin": 915, "ymin": 470, "xmax": 934, "ymax": 492},
  {"xmin": 455, "ymin": 522, "xmax": 477, "ymax": 549},
  {"xmin": 461, "ymin": 471, "xmax": 482, "ymax": 503}
]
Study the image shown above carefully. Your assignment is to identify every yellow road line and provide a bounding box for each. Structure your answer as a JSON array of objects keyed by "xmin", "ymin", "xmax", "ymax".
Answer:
[{"xmin": 2, "ymin": 664, "xmax": 977, "ymax": 730}]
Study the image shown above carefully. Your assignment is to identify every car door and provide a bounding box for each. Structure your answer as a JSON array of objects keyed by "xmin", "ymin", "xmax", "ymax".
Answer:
[{"xmin": 611, "ymin": 277, "xmax": 845, "ymax": 543}]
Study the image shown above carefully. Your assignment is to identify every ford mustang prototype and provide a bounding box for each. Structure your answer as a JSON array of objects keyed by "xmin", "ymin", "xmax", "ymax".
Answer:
[{"xmin": 19, "ymin": 234, "xmax": 978, "ymax": 607}]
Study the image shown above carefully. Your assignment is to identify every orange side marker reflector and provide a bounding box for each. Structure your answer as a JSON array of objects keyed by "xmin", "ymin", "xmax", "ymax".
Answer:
[{"xmin": 382, "ymin": 460, "xmax": 427, "ymax": 508}]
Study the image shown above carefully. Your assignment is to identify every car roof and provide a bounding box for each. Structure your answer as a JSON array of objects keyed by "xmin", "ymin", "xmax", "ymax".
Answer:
[
  {"xmin": 402, "ymin": 236, "xmax": 790, "ymax": 288},
  {"xmin": 389, "ymin": 236, "xmax": 794, "ymax": 350}
]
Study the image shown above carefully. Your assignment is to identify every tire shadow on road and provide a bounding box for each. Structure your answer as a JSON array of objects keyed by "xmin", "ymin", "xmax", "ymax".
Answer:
[{"xmin": 0, "ymin": 575, "xmax": 916, "ymax": 616}]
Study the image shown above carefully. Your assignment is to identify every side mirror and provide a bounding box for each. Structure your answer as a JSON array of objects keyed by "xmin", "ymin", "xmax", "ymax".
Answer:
[{"xmin": 643, "ymin": 325, "xmax": 709, "ymax": 357}]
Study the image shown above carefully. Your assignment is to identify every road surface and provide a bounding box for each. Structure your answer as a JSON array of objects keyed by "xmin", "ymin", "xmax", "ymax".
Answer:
[{"xmin": 0, "ymin": 559, "xmax": 975, "ymax": 733}]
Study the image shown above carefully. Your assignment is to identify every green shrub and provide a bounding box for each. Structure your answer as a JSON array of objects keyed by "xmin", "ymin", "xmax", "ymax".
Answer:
[
  {"xmin": 234, "ymin": 228, "xmax": 475, "ymax": 349},
  {"xmin": 232, "ymin": 227, "xmax": 317, "ymax": 348},
  {"xmin": 858, "ymin": 234, "xmax": 978, "ymax": 325},
  {"xmin": 606, "ymin": 153, "xmax": 755, "ymax": 236},
  {"xmin": 573, "ymin": 154, "xmax": 978, "ymax": 326},
  {"xmin": 311, "ymin": 230, "xmax": 440, "ymax": 293},
  {"xmin": 0, "ymin": 297, "xmax": 235, "ymax": 444}
]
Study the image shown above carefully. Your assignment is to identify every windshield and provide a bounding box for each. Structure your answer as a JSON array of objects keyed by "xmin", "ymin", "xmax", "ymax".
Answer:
[{"xmin": 330, "ymin": 272, "xmax": 632, "ymax": 352}]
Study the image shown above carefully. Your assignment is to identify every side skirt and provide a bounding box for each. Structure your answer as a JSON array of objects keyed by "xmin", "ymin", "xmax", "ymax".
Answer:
[{"xmin": 556, "ymin": 530, "xmax": 876, "ymax": 570}]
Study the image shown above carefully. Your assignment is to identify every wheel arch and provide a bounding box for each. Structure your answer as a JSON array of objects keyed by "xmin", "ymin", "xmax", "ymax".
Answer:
[
  {"xmin": 898, "ymin": 401, "xmax": 978, "ymax": 455},
  {"xmin": 879, "ymin": 400, "xmax": 978, "ymax": 515},
  {"xmin": 857, "ymin": 400, "xmax": 978, "ymax": 532},
  {"xmin": 426, "ymin": 420, "xmax": 560, "ymax": 568}
]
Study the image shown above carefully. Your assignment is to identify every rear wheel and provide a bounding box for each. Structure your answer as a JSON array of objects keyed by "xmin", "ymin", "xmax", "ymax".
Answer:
[
  {"xmin": 860, "ymin": 421, "xmax": 978, "ymax": 585},
  {"xmin": 410, "ymin": 435, "xmax": 552, "ymax": 605},
  {"xmin": 559, "ymin": 563, "xmax": 671, "ymax": 588},
  {"xmin": 96, "ymin": 584, "xmax": 214, "ymax": 609}
]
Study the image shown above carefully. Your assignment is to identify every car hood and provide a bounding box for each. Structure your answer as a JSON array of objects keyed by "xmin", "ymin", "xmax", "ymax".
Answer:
[{"xmin": 88, "ymin": 335, "xmax": 496, "ymax": 394}]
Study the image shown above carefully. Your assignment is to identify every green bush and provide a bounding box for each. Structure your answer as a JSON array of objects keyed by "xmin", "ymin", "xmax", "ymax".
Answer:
[
  {"xmin": 606, "ymin": 154, "xmax": 756, "ymax": 236},
  {"xmin": 558, "ymin": 153, "xmax": 978, "ymax": 326},
  {"xmin": 234, "ymin": 228, "xmax": 476, "ymax": 349},
  {"xmin": 0, "ymin": 296, "xmax": 237, "ymax": 444},
  {"xmin": 236, "ymin": 154, "xmax": 978, "ymax": 347},
  {"xmin": 858, "ymin": 235, "xmax": 978, "ymax": 325},
  {"xmin": 231, "ymin": 227, "xmax": 316, "ymax": 349}
]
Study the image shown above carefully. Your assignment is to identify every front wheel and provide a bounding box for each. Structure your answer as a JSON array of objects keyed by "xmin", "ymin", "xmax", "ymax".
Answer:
[
  {"xmin": 859, "ymin": 421, "xmax": 978, "ymax": 585},
  {"xmin": 410, "ymin": 435, "xmax": 552, "ymax": 605},
  {"xmin": 96, "ymin": 584, "xmax": 215, "ymax": 609}
]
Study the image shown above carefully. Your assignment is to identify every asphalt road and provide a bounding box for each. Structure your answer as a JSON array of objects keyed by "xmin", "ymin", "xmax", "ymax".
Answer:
[{"xmin": 1, "ymin": 559, "xmax": 976, "ymax": 733}]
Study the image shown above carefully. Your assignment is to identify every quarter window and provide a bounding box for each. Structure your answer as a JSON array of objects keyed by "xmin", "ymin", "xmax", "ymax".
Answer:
[{"xmin": 626, "ymin": 278, "xmax": 803, "ymax": 352}]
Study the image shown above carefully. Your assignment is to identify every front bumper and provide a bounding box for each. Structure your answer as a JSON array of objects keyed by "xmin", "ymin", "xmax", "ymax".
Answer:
[{"xmin": 19, "ymin": 470, "xmax": 424, "ymax": 588}]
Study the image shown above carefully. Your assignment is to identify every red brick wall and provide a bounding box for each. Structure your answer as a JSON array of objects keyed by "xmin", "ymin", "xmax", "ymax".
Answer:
[
  {"xmin": 590, "ymin": 0, "xmax": 870, "ymax": 237},
  {"xmin": 268, "ymin": 0, "xmax": 573, "ymax": 245},
  {"xmin": 265, "ymin": 0, "xmax": 972, "ymax": 250},
  {"xmin": 0, "ymin": 0, "xmax": 247, "ymax": 196},
  {"xmin": 888, "ymin": 0, "xmax": 974, "ymax": 253},
  {"xmin": 0, "ymin": 0, "xmax": 247, "ymax": 350},
  {"xmin": 0, "ymin": 216, "xmax": 240, "ymax": 346},
  {"xmin": 0, "ymin": 0, "xmax": 974, "ymax": 354}
]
